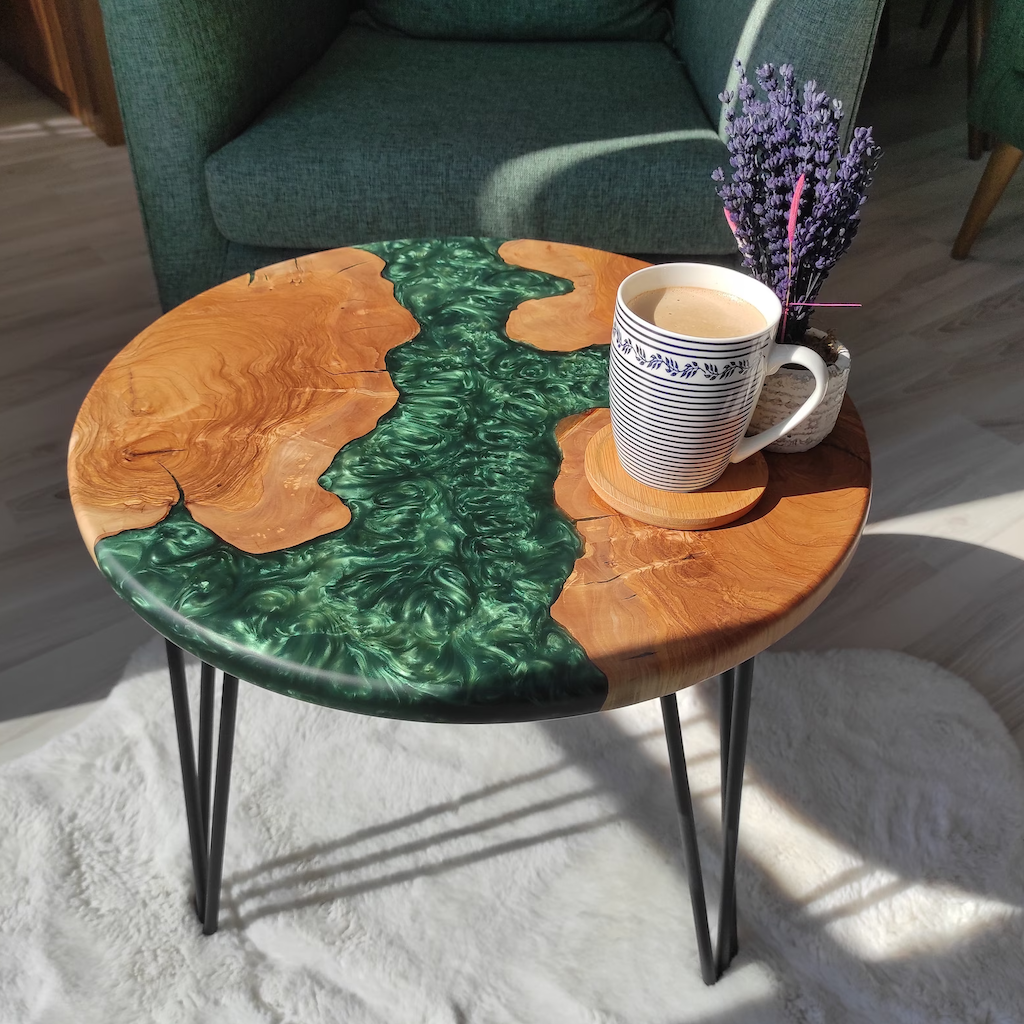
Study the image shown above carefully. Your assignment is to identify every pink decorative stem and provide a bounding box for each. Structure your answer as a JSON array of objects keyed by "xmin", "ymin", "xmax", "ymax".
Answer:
[
  {"xmin": 787, "ymin": 174, "xmax": 805, "ymax": 245},
  {"xmin": 779, "ymin": 173, "xmax": 806, "ymax": 346}
]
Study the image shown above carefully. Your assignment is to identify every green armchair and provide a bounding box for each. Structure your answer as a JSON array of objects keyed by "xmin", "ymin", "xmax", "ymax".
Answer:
[
  {"xmin": 952, "ymin": 0, "xmax": 1024, "ymax": 259},
  {"xmin": 99, "ymin": 0, "xmax": 885, "ymax": 311}
]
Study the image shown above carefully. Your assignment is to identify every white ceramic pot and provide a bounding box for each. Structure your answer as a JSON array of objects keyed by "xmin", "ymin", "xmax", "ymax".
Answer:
[{"xmin": 747, "ymin": 329, "xmax": 850, "ymax": 454}]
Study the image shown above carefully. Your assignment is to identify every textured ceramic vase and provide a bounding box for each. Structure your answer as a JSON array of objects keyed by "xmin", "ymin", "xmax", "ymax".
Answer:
[{"xmin": 748, "ymin": 330, "xmax": 850, "ymax": 453}]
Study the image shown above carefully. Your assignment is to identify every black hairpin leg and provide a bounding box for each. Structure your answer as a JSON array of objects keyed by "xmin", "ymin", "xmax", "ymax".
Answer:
[
  {"xmin": 661, "ymin": 658, "xmax": 754, "ymax": 985},
  {"xmin": 660, "ymin": 690, "xmax": 716, "ymax": 985},
  {"xmin": 198, "ymin": 661, "xmax": 216, "ymax": 846},
  {"xmin": 716, "ymin": 659, "xmax": 753, "ymax": 976},
  {"xmin": 719, "ymin": 668, "xmax": 735, "ymax": 824},
  {"xmin": 166, "ymin": 640, "xmax": 238, "ymax": 935},
  {"xmin": 718, "ymin": 666, "xmax": 737, "ymax": 963}
]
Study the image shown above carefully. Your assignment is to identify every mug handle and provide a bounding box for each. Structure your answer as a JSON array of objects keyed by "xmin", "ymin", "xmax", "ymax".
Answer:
[{"xmin": 730, "ymin": 345, "xmax": 829, "ymax": 464}]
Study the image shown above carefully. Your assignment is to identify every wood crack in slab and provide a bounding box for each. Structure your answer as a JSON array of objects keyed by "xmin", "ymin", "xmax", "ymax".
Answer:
[
  {"xmin": 124, "ymin": 447, "xmax": 185, "ymax": 459},
  {"xmin": 551, "ymin": 406, "xmax": 710, "ymax": 709},
  {"xmin": 571, "ymin": 552, "xmax": 701, "ymax": 588}
]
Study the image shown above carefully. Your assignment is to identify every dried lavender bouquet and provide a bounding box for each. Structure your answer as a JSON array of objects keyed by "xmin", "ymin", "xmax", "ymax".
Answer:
[{"xmin": 712, "ymin": 63, "xmax": 882, "ymax": 359}]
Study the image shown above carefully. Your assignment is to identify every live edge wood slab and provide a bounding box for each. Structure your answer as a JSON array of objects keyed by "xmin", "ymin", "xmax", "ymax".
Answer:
[{"xmin": 68, "ymin": 238, "xmax": 871, "ymax": 723}]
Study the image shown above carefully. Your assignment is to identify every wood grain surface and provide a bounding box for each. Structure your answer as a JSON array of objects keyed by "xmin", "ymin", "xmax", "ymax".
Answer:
[
  {"xmin": 499, "ymin": 239, "xmax": 648, "ymax": 351},
  {"xmin": 584, "ymin": 425, "xmax": 769, "ymax": 530},
  {"xmin": 553, "ymin": 403, "xmax": 871, "ymax": 709},
  {"xmin": 67, "ymin": 248, "xmax": 419, "ymax": 555}
]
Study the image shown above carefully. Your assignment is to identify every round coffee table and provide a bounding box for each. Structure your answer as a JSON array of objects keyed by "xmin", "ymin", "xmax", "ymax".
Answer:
[{"xmin": 68, "ymin": 238, "xmax": 870, "ymax": 983}]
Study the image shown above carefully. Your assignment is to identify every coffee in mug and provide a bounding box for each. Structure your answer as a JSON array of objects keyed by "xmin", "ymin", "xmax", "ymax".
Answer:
[{"xmin": 627, "ymin": 286, "xmax": 767, "ymax": 339}]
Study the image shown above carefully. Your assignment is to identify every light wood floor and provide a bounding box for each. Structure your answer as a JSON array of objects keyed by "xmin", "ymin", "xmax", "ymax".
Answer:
[
  {"xmin": 2, "ymin": 3, "xmax": 1023, "ymax": 757},
  {"xmin": 0, "ymin": 60, "xmax": 159, "ymax": 730}
]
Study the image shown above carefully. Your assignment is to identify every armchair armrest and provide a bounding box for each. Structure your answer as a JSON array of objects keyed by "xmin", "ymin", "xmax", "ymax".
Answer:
[
  {"xmin": 672, "ymin": 0, "xmax": 886, "ymax": 142},
  {"xmin": 99, "ymin": 0, "xmax": 351, "ymax": 309}
]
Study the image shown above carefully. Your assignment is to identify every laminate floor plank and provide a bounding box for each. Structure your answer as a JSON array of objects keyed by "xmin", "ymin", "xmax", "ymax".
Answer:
[
  {"xmin": 0, "ymin": 603, "xmax": 135, "ymax": 680},
  {"xmin": 779, "ymin": 543, "xmax": 1024, "ymax": 712},
  {"xmin": 868, "ymin": 416, "xmax": 1024, "ymax": 525},
  {"xmin": 0, "ymin": 60, "xmax": 161, "ymax": 723},
  {"xmin": 0, "ymin": 618, "xmax": 151, "ymax": 722},
  {"xmin": 0, "ymin": 700, "xmax": 104, "ymax": 765}
]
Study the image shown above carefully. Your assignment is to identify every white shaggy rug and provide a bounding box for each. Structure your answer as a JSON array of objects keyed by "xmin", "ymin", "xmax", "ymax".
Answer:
[{"xmin": 1, "ymin": 641, "xmax": 1022, "ymax": 1023}]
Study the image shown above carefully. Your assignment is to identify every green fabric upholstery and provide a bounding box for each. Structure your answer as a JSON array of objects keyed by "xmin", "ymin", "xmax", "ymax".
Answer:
[
  {"xmin": 672, "ymin": 0, "xmax": 886, "ymax": 142},
  {"xmin": 205, "ymin": 28, "xmax": 731, "ymax": 257},
  {"xmin": 99, "ymin": 0, "xmax": 885, "ymax": 309},
  {"xmin": 968, "ymin": 0, "xmax": 1024, "ymax": 150},
  {"xmin": 97, "ymin": 0, "xmax": 351, "ymax": 311},
  {"xmin": 358, "ymin": 0, "xmax": 670, "ymax": 41}
]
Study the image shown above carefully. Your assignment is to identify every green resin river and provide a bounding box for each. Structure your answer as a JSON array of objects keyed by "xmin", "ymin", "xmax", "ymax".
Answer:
[{"xmin": 95, "ymin": 238, "xmax": 613, "ymax": 722}]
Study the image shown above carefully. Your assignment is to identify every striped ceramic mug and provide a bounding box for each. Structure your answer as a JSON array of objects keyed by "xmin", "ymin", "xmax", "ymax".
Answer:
[{"xmin": 610, "ymin": 263, "xmax": 828, "ymax": 492}]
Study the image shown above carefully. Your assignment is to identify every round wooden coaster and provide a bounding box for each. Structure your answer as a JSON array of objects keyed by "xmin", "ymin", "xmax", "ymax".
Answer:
[{"xmin": 583, "ymin": 424, "xmax": 768, "ymax": 530}]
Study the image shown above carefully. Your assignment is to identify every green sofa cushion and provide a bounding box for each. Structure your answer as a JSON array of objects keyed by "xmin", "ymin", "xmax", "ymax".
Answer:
[
  {"xmin": 205, "ymin": 27, "xmax": 734, "ymax": 257},
  {"xmin": 356, "ymin": 0, "xmax": 669, "ymax": 41}
]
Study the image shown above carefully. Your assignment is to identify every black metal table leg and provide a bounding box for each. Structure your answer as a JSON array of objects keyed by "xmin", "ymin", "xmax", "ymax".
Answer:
[
  {"xmin": 167, "ymin": 640, "xmax": 208, "ymax": 922},
  {"xmin": 198, "ymin": 662, "xmax": 216, "ymax": 844},
  {"xmin": 719, "ymin": 668, "xmax": 736, "ymax": 826},
  {"xmin": 718, "ymin": 666, "xmax": 738, "ymax": 964},
  {"xmin": 166, "ymin": 642, "xmax": 238, "ymax": 936},
  {"xmin": 203, "ymin": 674, "xmax": 238, "ymax": 935},
  {"xmin": 660, "ymin": 692, "xmax": 716, "ymax": 986},
  {"xmin": 662, "ymin": 659, "xmax": 755, "ymax": 985},
  {"xmin": 716, "ymin": 659, "xmax": 754, "ymax": 976}
]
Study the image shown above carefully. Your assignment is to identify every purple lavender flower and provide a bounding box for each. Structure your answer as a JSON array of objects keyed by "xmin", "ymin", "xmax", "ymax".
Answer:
[{"xmin": 712, "ymin": 63, "xmax": 882, "ymax": 344}]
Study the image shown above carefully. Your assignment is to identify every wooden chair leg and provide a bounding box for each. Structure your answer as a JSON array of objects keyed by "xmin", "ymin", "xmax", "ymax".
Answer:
[{"xmin": 952, "ymin": 142, "xmax": 1024, "ymax": 259}]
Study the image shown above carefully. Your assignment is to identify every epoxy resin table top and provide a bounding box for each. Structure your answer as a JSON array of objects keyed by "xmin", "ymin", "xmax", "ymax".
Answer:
[{"xmin": 68, "ymin": 239, "xmax": 871, "ymax": 722}]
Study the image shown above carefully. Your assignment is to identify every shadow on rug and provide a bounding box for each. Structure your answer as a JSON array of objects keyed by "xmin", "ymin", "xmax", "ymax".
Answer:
[{"xmin": 1, "ymin": 642, "xmax": 1021, "ymax": 1023}]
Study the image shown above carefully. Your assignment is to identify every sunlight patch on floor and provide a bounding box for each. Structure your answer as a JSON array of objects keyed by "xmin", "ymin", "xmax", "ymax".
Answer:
[
  {"xmin": 865, "ymin": 491, "xmax": 1024, "ymax": 559},
  {"xmin": 0, "ymin": 117, "xmax": 92, "ymax": 142},
  {"xmin": 677, "ymin": 697, "xmax": 1023, "ymax": 964}
]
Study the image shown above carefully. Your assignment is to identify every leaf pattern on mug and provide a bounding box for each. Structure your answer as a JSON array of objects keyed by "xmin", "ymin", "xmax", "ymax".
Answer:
[
  {"xmin": 715, "ymin": 360, "xmax": 747, "ymax": 380},
  {"xmin": 613, "ymin": 330, "xmax": 749, "ymax": 380}
]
